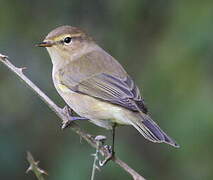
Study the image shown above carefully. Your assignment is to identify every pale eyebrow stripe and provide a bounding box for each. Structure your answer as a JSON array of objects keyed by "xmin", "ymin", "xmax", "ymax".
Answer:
[{"xmin": 54, "ymin": 33, "xmax": 83, "ymax": 41}]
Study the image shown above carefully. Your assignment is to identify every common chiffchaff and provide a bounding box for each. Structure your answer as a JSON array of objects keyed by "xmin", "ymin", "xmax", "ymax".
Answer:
[{"xmin": 38, "ymin": 26, "xmax": 179, "ymax": 151}]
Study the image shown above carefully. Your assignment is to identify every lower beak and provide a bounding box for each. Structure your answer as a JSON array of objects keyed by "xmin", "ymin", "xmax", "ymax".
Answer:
[{"xmin": 36, "ymin": 41, "xmax": 54, "ymax": 47}]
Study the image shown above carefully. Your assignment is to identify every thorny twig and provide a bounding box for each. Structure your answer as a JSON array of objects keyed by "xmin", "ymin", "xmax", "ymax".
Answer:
[
  {"xmin": 26, "ymin": 151, "xmax": 47, "ymax": 180},
  {"xmin": 90, "ymin": 135, "xmax": 106, "ymax": 180},
  {"xmin": 0, "ymin": 53, "xmax": 146, "ymax": 180}
]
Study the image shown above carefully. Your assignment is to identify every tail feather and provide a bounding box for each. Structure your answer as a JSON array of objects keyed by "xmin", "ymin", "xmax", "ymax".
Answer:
[{"xmin": 131, "ymin": 114, "xmax": 179, "ymax": 148}]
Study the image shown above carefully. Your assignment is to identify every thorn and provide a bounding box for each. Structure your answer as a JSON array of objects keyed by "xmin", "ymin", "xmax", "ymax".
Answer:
[
  {"xmin": 26, "ymin": 164, "xmax": 33, "ymax": 173},
  {"xmin": 91, "ymin": 153, "xmax": 96, "ymax": 157},
  {"xmin": 38, "ymin": 168, "xmax": 48, "ymax": 175},
  {"xmin": 95, "ymin": 165, "xmax": 101, "ymax": 171},
  {"xmin": 18, "ymin": 67, "xmax": 27, "ymax": 72},
  {"xmin": 61, "ymin": 119, "xmax": 70, "ymax": 129},
  {"xmin": 0, "ymin": 53, "xmax": 8, "ymax": 60}
]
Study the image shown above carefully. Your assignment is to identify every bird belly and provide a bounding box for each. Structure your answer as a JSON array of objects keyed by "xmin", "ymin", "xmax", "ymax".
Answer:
[{"xmin": 56, "ymin": 85, "xmax": 132, "ymax": 129}]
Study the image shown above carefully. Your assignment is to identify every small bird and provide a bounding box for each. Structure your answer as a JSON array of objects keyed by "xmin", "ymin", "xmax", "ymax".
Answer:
[{"xmin": 38, "ymin": 25, "xmax": 179, "ymax": 155}]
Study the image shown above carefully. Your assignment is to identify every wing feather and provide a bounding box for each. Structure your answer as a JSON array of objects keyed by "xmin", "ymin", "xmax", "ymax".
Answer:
[{"xmin": 61, "ymin": 72, "xmax": 148, "ymax": 114}]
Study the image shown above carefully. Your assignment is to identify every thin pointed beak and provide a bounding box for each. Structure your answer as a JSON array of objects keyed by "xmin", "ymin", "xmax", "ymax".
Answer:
[{"xmin": 36, "ymin": 41, "xmax": 54, "ymax": 47}]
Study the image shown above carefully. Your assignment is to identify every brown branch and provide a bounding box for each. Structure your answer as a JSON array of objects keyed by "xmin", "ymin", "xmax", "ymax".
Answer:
[
  {"xmin": 0, "ymin": 53, "xmax": 146, "ymax": 180},
  {"xmin": 26, "ymin": 151, "xmax": 48, "ymax": 180}
]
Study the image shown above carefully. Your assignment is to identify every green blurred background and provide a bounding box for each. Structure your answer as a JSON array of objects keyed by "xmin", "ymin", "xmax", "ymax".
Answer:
[{"xmin": 0, "ymin": 0, "xmax": 212, "ymax": 179}]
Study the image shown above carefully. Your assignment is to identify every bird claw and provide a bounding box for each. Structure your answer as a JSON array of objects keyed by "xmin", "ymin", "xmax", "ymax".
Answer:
[
  {"xmin": 99, "ymin": 145, "xmax": 114, "ymax": 166},
  {"xmin": 61, "ymin": 106, "xmax": 88, "ymax": 129}
]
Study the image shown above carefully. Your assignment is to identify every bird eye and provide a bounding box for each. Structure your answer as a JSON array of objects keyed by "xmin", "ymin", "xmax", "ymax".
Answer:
[{"xmin": 64, "ymin": 37, "xmax": 72, "ymax": 44}]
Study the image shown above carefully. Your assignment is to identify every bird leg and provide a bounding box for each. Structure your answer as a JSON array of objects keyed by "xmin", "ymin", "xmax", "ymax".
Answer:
[
  {"xmin": 61, "ymin": 105, "xmax": 88, "ymax": 129},
  {"xmin": 99, "ymin": 124, "xmax": 116, "ymax": 166}
]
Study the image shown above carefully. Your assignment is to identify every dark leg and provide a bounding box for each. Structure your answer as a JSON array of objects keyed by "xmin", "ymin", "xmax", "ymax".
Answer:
[
  {"xmin": 111, "ymin": 124, "xmax": 116, "ymax": 156},
  {"xmin": 61, "ymin": 105, "xmax": 88, "ymax": 129}
]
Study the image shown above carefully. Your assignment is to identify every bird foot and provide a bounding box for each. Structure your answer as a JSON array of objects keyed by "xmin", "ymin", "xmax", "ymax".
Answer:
[
  {"xmin": 93, "ymin": 135, "xmax": 114, "ymax": 167},
  {"xmin": 99, "ymin": 145, "xmax": 115, "ymax": 166},
  {"xmin": 61, "ymin": 105, "xmax": 88, "ymax": 129}
]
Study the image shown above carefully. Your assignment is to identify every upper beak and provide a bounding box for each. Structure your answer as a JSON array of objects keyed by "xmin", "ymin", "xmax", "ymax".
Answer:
[{"xmin": 36, "ymin": 41, "xmax": 54, "ymax": 47}]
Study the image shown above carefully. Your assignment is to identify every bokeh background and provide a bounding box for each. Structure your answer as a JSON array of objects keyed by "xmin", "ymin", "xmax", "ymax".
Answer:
[{"xmin": 0, "ymin": 0, "xmax": 213, "ymax": 179}]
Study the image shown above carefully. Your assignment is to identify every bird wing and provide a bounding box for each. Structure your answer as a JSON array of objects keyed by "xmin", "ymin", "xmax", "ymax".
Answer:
[{"xmin": 60, "ymin": 71, "xmax": 148, "ymax": 114}]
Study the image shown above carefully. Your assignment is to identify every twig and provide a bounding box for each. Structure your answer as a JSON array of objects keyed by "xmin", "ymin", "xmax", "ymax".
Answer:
[
  {"xmin": 91, "ymin": 146, "xmax": 99, "ymax": 180},
  {"xmin": 26, "ymin": 151, "xmax": 47, "ymax": 180},
  {"xmin": 0, "ymin": 53, "xmax": 146, "ymax": 180},
  {"xmin": 90, "ymin": 136, "xmax": 102, "ymax": 180},
  {"xmin": 90, "ymin": 135, "xmax": 107, "ymax": 180}
]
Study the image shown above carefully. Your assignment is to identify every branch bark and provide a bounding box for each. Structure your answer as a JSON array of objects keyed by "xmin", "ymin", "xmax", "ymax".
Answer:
[
  {"xmin": 26, "ymin": 151, "xmax": 47, "ymax": 180},
  {"xmin": 0, "ymin": 53, "xmax": 146, "ymax": 180}
]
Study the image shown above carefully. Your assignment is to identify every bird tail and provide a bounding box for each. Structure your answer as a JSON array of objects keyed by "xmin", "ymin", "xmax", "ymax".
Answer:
[{"xmin": 131, "ymin": 113, "xmax": 179, "ymax": 148}]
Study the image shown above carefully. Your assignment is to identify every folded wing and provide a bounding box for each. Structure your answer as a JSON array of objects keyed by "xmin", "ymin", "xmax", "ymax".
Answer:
[{"xmin": 61, "ymin": 72, "xmax": 148, "ymax": 114}]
